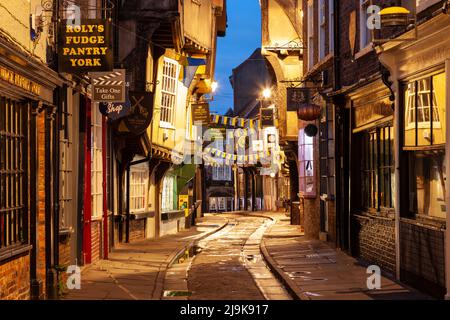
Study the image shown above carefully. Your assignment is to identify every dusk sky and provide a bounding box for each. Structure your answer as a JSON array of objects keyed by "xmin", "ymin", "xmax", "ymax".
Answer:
[{"xmin": 210, "ymin": 0, "xmax": 262, "ymax": 115}]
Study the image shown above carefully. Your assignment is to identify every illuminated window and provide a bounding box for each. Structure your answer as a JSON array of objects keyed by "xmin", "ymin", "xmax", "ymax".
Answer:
[
  {"xmin": 404, "ymin": 73, "xmax": 446, "ymax": 147},
  {"xmin": 91, "ymin": 103, "xmax": 103, "ymax": 218},
  {"xmin": 299, "ymin": 129, "xmax": 315, "ymax": 197}
]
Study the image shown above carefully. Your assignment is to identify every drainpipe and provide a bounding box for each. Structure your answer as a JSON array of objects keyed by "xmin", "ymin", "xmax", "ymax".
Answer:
[
  {"xmin": 445, "ymin": 59, "xmax": 450, "ymax": 300},
  {"xmin": 102, "ymin": 116, "xmax": 108, "ymax": 259}
]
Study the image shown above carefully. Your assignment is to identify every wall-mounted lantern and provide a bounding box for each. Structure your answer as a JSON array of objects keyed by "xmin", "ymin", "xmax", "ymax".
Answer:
[
  {"xmin": 380, "ymin": 6, "xmax": 410, "ymax": 27},
  {"xmin": 373, "ymin": 6, "xmax": 418, "ymax": 44}
]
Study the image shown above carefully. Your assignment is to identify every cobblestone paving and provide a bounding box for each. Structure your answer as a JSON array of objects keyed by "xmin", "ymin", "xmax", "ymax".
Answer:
[{"xmin": 187, "ymin": 214, "xmax": 291, "ymax": 300}]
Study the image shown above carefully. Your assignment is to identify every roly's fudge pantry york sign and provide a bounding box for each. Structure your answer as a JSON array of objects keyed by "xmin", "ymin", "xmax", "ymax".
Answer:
[{"xmin": 58, "ymin": 19, "xmax": 113, "ymax": 75}]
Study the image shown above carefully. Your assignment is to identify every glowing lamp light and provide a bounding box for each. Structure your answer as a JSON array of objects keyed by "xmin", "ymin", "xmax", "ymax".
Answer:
[
  {"xmin": 270, "ymin": 172, "xmax": 276, "ymax": 178},
  {"xmin": 211, "ymin": 81, "xmax": 218, "ymax": 93},
  {"xmin": 262, "ymin": 88, "xmax": 272, "ymax": 99},
  {"xmin": 380, "ymin": 6, "xmax": 411, "ymax": 27}
]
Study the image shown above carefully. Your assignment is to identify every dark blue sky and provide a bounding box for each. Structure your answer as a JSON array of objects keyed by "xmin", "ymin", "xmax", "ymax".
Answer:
[{"xmin": 210, "ymin": 0, "xmax": 261, "ymax": 115}]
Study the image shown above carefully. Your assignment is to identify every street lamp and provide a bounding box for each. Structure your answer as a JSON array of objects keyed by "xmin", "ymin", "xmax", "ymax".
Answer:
[
  {"xmin": 211, "ymin": 81, "xmax": 218, "ymax": 93},
  {"xmin": 262, "ymin": 88, "xmax": 272, "ymax": 99}
]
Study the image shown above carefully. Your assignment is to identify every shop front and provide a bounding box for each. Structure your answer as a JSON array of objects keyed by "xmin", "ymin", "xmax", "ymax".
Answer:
[
  {"xmin": 348, "ymin": 79, "xmax": 396, "ymax": 275},
  {"xmin": 0, "ymin": 37, "xmax": 65, "ymax": 299},
  {"xmin": 378, "ymin": 12, "xmax": 450, "ymax": 298}
]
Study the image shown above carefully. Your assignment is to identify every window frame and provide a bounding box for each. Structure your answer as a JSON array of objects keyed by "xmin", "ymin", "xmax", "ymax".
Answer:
[
  {"xmin": 403, "ymin": 72, "xmax": 446, "ymax": 148},
  {"xmin": 359, "ymin": 124, "xmax": 394, "ymax": 212},
  {"xmin": 160, "ymin": 57, "xmax": 179, "ymax": 127},
  {"xmin": 91, "ymin": 103, "xmax": 103, "ymax": 218},
  {"xmin": 0, "ymin": 98, "xmax": 28, "ymax": 252},
  {"xmin": 359, "ymin": 0, "xmax": 373, "ymax": 51},
  {"xmin": 307, "ymin": 0, "xmax": 315, "ymax": 70}
]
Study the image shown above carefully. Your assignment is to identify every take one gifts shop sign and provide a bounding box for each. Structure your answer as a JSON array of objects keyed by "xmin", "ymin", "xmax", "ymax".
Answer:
[{"xmin": 58, "ymin": 19, "xmax": 113, "ymax": 75}]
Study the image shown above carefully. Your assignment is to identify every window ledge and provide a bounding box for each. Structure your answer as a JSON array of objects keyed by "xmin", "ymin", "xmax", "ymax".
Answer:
[
  {"xmin": 400, "ymin": 216, "xmax": 446, "ymax": 231},
  {"xmin": 0, "ymin": 244, "xmax": 32, "ymax": 263},
  {"xmin": 354, "ymin": 44, "xmax": 374, "ymax": 60},
  {"xmin": 159, "ymin": 122, "xmax": 176, "ymax": 130}
]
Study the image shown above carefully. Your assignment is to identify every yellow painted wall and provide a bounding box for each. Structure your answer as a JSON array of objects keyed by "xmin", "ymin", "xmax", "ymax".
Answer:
[
  {"xmin": 0, "ymin": 0, "xmax": 52, "ymax": 62},
  {"xmin": 149, "ymin": 51, "xmax": 189, "ymax": 154}
]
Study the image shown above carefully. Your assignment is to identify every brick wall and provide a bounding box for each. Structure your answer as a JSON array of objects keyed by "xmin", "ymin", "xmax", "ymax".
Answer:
[
  {"xmin": 0, "ymin": 254, "xmax": 30, "ymax": 300},
  {"xmin": 400, "ymin": 220, "xmax": 446, "ymax": 298},
  {"xmin": 352, "ymin": 214, "xmax": 396, "ymax": 274},
  {"xmin": 91, "ymin": 220, "xmax": 102, "ymax": 264},
  {"xmin": 129, "ymin": 219, "xmax": 146, "ymax": 243}
]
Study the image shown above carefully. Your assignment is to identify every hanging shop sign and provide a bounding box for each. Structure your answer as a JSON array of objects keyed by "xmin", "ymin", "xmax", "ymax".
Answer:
[
  {"xmin": 58, "ymin": 19, "xmax": 113, "ymax": 75},
  {"xmin": 91, "ymin": 69, "xmax": 126, "ymax": 103},
  {"xmin": 123, "ymin": 91, "xmax": 154, "ymax": 135},
  {"xmin": 99, "ymin": 99, "xmax": 131, "ymax": 121},
  {"xmin": 192, "ymin": 102, "xmax": 211, "ymax": 125},
  {"xmin": 287, "ymin": 87, "xmax": 310, "ymax": 111},
  {"xmin": 0, "ymin": 65, "xmax": 41, "ymax": 95},
  {"xmin": 260, "ymin": 108, "xmax": 275, "ymax": 127}
]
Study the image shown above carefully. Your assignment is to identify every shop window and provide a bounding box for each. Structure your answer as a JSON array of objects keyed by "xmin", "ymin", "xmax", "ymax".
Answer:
[
  {"xmin": 407, "ymin": 151, "xmax": 446, "ymax": 219},
  {"xmin": 404, "ymin": 72, "xmax": 446, "ymax": 147},
  {"xmin": 160, "ymin": 58, "xmax": 179, "ymax": 126},
  {"xmin": 130, "ymin": 166, "xmax": 148, "ymax": 213},
  {"xmin": 60, "ymin": 93, "xmax": 74, "ymax": 230},
  {"xmin": 91, "ymin": 104, "xmax": 103, "ymax": 218},
  {"xmin": 299, "ymin": 129, "xmax": 316, "ymax": 197},
  {"xmin": 0, "ymin": 98, "xmax": 28, "ymax": 249},
  {"xmin": 319, "ymin": 105, "xmax": 335, "ymax": 197},
  {"xmin": 360, "ymin": 125, "xmax": 394, "ymax": 211},
  {"xmin": 162, "ymin": 175, "xmax": 175, "ymax": 212}
]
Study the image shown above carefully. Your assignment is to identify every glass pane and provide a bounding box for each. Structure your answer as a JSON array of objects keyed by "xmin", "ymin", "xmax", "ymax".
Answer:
[
  {"xmin": 417, "ymin": 78, "xmax": 432, "ymax": 146},
  {"xmin": 432, "ymin": 73, "xmax": 446, "ymax": 145},
  {"xmin": 404, "ymin": 82, "xmax": 416, "ymax": 147}
]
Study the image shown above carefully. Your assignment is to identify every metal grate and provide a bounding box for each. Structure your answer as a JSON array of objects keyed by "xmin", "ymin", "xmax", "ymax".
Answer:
[{"xmin": 0, "ymin": 97, "xmax": 27, "ymax": 249}]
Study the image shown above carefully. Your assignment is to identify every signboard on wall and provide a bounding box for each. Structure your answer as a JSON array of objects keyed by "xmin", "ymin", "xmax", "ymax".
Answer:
[{"xmin": 58, "ymin": 19, "xmax": 113, "ymax": 75}]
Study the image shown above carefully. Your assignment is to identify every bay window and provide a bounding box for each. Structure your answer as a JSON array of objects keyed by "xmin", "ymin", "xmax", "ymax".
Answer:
[{"xmin": 403, "ymin": 71, "xmax": 447, "ymax": 219}]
